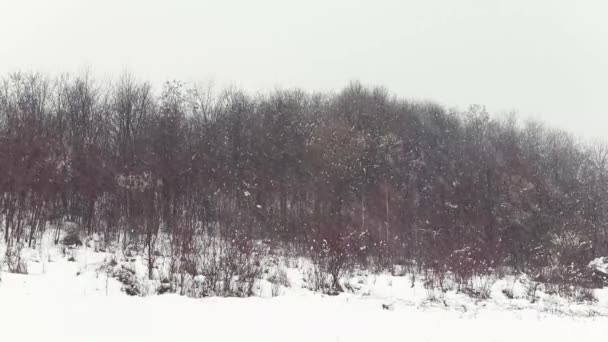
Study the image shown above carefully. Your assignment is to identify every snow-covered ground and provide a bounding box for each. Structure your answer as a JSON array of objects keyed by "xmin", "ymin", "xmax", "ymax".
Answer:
[{"xmin": 1, "ymin": 246, "xmax": 607, "ymax": 342}]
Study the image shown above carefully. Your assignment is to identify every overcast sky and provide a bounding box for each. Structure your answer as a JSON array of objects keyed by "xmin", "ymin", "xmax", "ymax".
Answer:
[{"xmin": 1, "ymin": 0, "xmax": 607, "ymax": 139}]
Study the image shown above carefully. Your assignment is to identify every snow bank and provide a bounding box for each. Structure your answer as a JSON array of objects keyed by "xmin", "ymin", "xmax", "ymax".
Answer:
[{"xmin": 0, "ymin": 245, "xmax": 607, "ymax": 341}]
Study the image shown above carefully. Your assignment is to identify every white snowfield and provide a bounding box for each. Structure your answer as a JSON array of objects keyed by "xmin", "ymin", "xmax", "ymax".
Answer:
[{"xmin": 1, "ymin": 247, "xmax": 607, "ymax": 342}]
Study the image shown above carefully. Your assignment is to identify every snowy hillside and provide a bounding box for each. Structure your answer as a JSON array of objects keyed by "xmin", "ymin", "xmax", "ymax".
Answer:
[{"xmin": 1, "ymin": 243, "xmax": 607, "ymax": 342}]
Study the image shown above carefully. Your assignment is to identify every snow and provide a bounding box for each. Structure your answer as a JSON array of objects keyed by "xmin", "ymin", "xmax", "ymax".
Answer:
[
  {"xmin": 590, "ymin": 257, "xmax": 608, "ymax": 274},
  {"xmin": 0, "ymin": 246, "xmax": 607, "ymax": 341}
]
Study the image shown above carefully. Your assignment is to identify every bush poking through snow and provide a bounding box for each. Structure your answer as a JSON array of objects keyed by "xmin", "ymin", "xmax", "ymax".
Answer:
[
  {"xmin": 268, "ymin": 266, "xmax": 290, "ymax": 288},
  {"xmin": 157, "ymin": 278, "xmax": 172, "ymax": 295},
  {"xmin": 502, "ymin": 278, "xmax": 517, "ymax": 299},
  {"xmin": 305, "ymin": 263, "xmax": 330, "ymax": 293},
  {"xmin": 114, "ymin": 266, "xmax": 142, "ymax": 296},
  {"xmin": 526, "ymin": 279, "xmax": 542, "ymax": 303},
  {"xmin": 423, "ymin": 272, "xmax": 445, "ymax": 302},
  {"xmin": 309, "ymin": 234, "xmax": 353, "ymax": 294},
  {"xmin": 170, "ymin": 235, "xmax": 267, "ymax": 298},
  {"xmin": 588, "ymin": 257, "xmax": 608, "ymax": 288},
  {"xmin": 271, "ymin": 282, "xmax": 282, "ymax": 297},
  {"xmin": 61, "ymin": 224, "xmax": 83, "ymax": 247},
  {"xmin": 424, "ymin": 286, "xmax": 440, "ymax": 302},
  {"xmin": 555, "ymin": 285, "xmax": 597, "ymax": 303},
  {"xmin": 423, "ymin": 268, "xmax": 452, "ymax": 294},
  {"xmin": 391, "ymin": 264, "xmax": 408, "ymax": 277},
  {"xmin": 574, "ymin": 287, "xmax": 597, "ymax": 303},
  {"xmin": 462, "ymin": 275, "xmax": 497, "ymax": 300},
  {"xmin": 4, "ymin": 243, "xmax": 27, "ymax": 274},
  {"xmin": 522, "ymin": 230, "xmax": 600, "ymax": 301},
  {"xmin": 97, "ymin": 235, "xmax": 269, "ymax": 298},
  {"xmin": 98, "ymin": 254, "xmax": 144, "ymax": 296},
  {"xmin": 382, "ymin": 303, "xmax": 395, "ymax": 311}
]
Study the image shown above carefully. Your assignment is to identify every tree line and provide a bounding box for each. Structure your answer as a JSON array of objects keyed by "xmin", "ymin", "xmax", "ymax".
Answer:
[{"xmin": 1, "ymin": 71, "xmax": 607, "ymax": 290}]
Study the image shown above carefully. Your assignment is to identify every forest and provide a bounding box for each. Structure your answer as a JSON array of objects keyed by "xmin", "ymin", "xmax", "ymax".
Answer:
[{"xmin": 1, "ymin": 71, "xmax": 607, "ymax": 297}]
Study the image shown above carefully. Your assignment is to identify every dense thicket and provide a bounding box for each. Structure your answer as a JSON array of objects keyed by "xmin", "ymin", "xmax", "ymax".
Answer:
[{"xmin": 1, "ymin": 72, "xmax": 607, "ymax": 289}]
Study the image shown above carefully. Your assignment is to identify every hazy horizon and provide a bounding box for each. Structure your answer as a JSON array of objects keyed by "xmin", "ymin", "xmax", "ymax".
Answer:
[{"xmin": 1, "ymin": 0, "xmax": 607, "ymax": 139}]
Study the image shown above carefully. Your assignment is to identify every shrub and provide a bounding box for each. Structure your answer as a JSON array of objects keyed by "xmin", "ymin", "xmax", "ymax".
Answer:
[
  {"xmin": 525, "ymin": 279, "xmax": 541, "ymax": 303},
  {"xmin": 304, "ymin": 262, "xmax": 330, "ymax": 293},
  {"xmin": 113, "ymin": 265, "xmax": 142, "ymax": 296},
  {"xmin": 536, "ymin": 230, "xmax": 599, "ymax": 300},
  {"xmin": 448, "ymin": 246, "xmax": 495, "ymax": 292},
  {"xmin": 61, "ymin": 224, "xmax": 83, "ymax": 246},
  {"xmin": 502, "ymin": 277, "xmax": 517, "ymax": 299},
  {"xmin": 268, "ymin": 266, "xmax": 290, "ymax": 288},
  {"xmin": 308, "ymin": 232, "xmax": 354, "ymax": 294},
  {"xmin": 462, "ymin": 275, "xmax": 496, "ymax": 300},
  {"xmin": 573, "ymin": 287, "xmax": 597, "ymax": 303},
  {"xmin": 548, "ymin": 231, "xmax": 591, "ymax": 283},
  {"xmin": 271, "ymin": 282, "xmax": 281, "ymax": 297},
  {"xmin": 423, "ymin": 279, "xmax": 440, "ymax": 302},
  {"xmin": 423, "ymin": 269, "xmax": 449, "ymax": 302},
  {"xmin": 174, "ymin": 234, "xmax": 266, "ymax": 298},
  {"xmin": 502, "ymin": 288, "xmax": 514, "ymax": 299},
  {"xmin": 4, "ymin": 243, "xmax": 27, "ymax": 274},
  {"xmin": 557, "ymin": 285, "xmax": 597, "ymax": 303}
]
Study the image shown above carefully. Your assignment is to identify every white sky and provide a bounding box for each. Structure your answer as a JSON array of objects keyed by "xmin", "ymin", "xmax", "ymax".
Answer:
[{"xmin": 1, "ymin": 0, "xmax": 607, "ymax": 139}]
